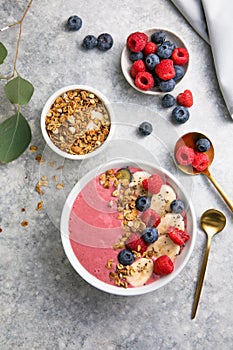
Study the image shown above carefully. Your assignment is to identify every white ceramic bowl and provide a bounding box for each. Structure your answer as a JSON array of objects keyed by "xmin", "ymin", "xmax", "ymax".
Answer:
[
  {"xmin": 121, "ymin": 28, "xmax": 190, "ymax": 95},
  {"xmin": 60, "ymin": 160, "xmax": 196, "ymax": 296},
  {"xmin": 41, "ymin": 85, "xmax": 115, "ymax": 159}
]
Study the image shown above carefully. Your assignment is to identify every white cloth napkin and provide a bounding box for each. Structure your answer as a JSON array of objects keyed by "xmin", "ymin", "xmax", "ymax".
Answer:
[{"xmin": 171, "ymin": 0, "xmax": 233, "ymax": 119}]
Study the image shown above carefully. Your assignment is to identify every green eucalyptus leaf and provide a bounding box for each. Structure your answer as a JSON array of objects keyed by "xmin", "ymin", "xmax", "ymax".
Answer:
[
  {"xmin": 4, "ymin": 76, "xmax": 34, "ymax": 105},
  {"xmin": 0, "ymin": 112, "xmax": 31, "ymax": 163},
  {"xmin": 0, "ymin": 42, "xmax": 7, "ymax": 64}
]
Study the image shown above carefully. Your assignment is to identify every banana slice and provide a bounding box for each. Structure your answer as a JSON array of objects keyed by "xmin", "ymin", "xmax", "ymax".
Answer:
[
  {"xmin": 150, "ymin": 184, "xmax": 176, "ymax": 216},
  {"xmin": 146, "ymin": 234, "xmax": 180, "ymax": 260},
  {"xmin": 126, "ymin": 258, "xmax": 154, "ymax": 287},
  {"xmin": 129, "ymin": 171, "xmax": 151, "ymax": 195},
  {"xmin": 157, "ymin": 212, "xmax": 185, "ymax": 234}
]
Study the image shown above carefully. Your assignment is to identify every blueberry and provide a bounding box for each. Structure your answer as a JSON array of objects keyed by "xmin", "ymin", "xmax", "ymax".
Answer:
[
  {"xmin": 170, "ymin": 199, "xmax": 185, "ymax": 213},
  {"xmin": 196, "ymin": 138, "xmax": 211, "ymax": 152},
  {"xmin": 164, "ymin": 40, "xmax": 176, "ymax": 51},
  {"xmin": 145, "ymin": 54, "xmax": 160, "ymax": 70},
  {"xmin": 67, "ymin": 15, "xmax": 82, "ymax": 31},
  {"xmin": 156, "ymin": 42, "xmax": 172, "ymax": 58},
  {"xmin": 130, "ymin": 51, "xmax": 144, "ymax": 62},
  {"xmin": 174, "ymin": 65, "xmax": 185, "ymax": 81},
  {"xmin": 118, "ymin": 249, "xmax": 135, "ymax": 266},
  {"xmin": 97, "ymin": 33, "xmax": 113, "ymax": 51},
  {"xmin": 142, "ymin": 227, "xmax": 158, "ymax": 244},
  {"xmin": 138, "ymin": 122, "xmax": 153, "ymax": 136},
  {"xmin": 161, "ymin": 94, "xmax": 176, "ymax": 108},
  {"xmin": 151, "ymin": 31, "xmax": 166, "ymax": 45},
  {"xmin": 135, "ymin": 196, "xmax": 151, "ymax": 212},
  {"xmin": 152, "ymin": 73, "xmax": 161, "ymax": 87},
  {"xmin": 82, "ymin": 35, "xmax": 98, "ymax": 49},
  {"xmin": 159, "ymin": 79, "xmax": 176, "ymax": 92},
  {"xmin": 172, "ymin": 106, "xmax": 190, "ymax": 124}
]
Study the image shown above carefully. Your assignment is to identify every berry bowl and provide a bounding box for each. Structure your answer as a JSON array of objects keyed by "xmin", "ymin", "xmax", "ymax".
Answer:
[
  {"xmin": 41, "ymin": 85, "xmax": 115, "ymax": 160},
  {"xmin": 60, "ymin": 159, "xmax": 196, "ymax": 296},
  {"xmin": 121, "ymin": 28, "xmax": 190, "ymax": 95}
]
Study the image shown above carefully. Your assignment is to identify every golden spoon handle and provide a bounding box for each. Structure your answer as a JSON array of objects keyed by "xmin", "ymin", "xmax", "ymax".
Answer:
[
  {"xmin": 205, "ymin": 171, "xmax": 233, "ymax": 212},
  {"xmin": 191, "ymin": 235, "xmax": 212, "ymax": 319}
]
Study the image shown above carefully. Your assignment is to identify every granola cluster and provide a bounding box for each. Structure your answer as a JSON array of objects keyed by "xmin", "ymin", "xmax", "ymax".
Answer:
[
  {"xmin": 99, "ymin": 168, "xmax": 146, "ymax": 245},
  {"xmin": 99, "ymin": 168, "xmax": 151, "ymax": 288},
  {"xmin": 109, "ymin": 263, "xmax": 135, "ymax": 289},
  {"xmin": 45, "ymin": 89, "xmax": 111, "ymax": 155}
]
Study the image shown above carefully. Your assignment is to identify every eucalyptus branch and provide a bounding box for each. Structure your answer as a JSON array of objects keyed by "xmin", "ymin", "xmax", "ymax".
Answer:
[
  {"xmin": 0, "ymin": 0, "xmax": 33, "ymax": 78},
  {"xmin": 0, "ymin": 0, "xmax": 34, "ymax": 164},
  {"xmin": 0, "ymin": 0, "xmax": 33, "ymax": 32}
]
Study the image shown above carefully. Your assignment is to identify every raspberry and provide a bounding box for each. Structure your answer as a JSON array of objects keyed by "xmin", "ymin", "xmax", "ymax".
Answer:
[
  {"xmin": 140, "ymin": 208, "xmax": 161, "ymax": 228},
  {"xmin": 172, "ymin": 48, "xmax": 189, "ymax": 65},
  {"xmin": 155, "ymin": 59, "xmax": 175, "ymax": 81},
  {"xmin": 167, "ymin": 226, "xmax": 190, "ymax": 246},
  {"xmin": 145, "ymin": 174, "xmax": 163, "ymax": 194},
  {"xmin": 177, "ymin": 89, "xmax": 193, "ymax": 107},
  {"xmin": 143, "ymin": 42, "xmax": 157, "ymax": 56},
  {"xmin": 175, "ymin": 146, "xmax": 195, "ymax": 166},
  {"xmin": 153, "ymin": 255, "xmax": 174, "ymax": 275},
  {"xmin": 130, "ymin": 60, "xmax": 146, "ymax": 79},
  {"xmin": 125, "ymin": 233, "xmax": 147, "ymax": 253},
  {"xmin": 142, "ymin": 178, "xmax": 149, "ymax": 191},
  {"xmin": 127, "ymin": 32, "xmax": 148, "ymax": 53},
  {"xmin": 192, "ymin": 152, "xmax": 209, "ymax": 171},
  {"xmin": 135, "ymin": 71, "xmax": 154, "ymax": 91}
]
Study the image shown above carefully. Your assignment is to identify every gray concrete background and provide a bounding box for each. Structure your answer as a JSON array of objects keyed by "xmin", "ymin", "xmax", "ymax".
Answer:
[{"xmin": 1, "ymin": 1, "xmax": 233, "ymax": 349}]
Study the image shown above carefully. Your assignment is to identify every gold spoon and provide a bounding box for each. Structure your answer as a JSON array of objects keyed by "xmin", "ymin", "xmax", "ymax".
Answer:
[
  {"xmin": 174, "ymin": 132, "xmax": 233, "ymax": 212},
  {"xmin": 191, "ymin": 208, "xmax": 226, "ymax": 319}
]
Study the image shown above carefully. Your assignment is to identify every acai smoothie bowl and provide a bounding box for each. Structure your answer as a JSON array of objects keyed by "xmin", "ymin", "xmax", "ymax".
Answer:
[{"xmin": 60, "ymin": 160, "xmax": 196, "ymax": 296}]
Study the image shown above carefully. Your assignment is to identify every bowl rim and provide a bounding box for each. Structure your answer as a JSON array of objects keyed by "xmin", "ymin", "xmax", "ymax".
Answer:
[
  {"xmin": 121, "ymin": 27, "xmax": 190, "ymax": 96},
  {"xmin": 40, "ymin": 84, "xmax": 115, "ymax": 160},
  {"xmin": 60, "ymin": 159, "xmax": 196, "ymax": 296}
]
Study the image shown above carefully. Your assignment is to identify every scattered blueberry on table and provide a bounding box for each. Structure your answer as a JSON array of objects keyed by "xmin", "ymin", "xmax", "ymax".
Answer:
[
  {"xmin": 67, "ymin": 15, "xmax": 82, "ymax": 31},
  {"xmin": 97, "ymin": 33, "xmax": 114, "ymax": 51},
  {"xmin": 161, "ymin": 94, "xmax": 176, "ymax": 108},
  {"xmin": 82, "ymin": 35, "xmax": 98, "ymax": 49},
  {"xmin": 138, "ymin": 121, "xmax": 153, "ymax": 136},
  {"xmin": 172, "ymin": 106, "xmax": 190, "ymax": 124}
]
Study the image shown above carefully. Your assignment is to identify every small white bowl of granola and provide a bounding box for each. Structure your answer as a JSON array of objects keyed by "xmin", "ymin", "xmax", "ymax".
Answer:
[{"xmin": 41, "ymin": 85, "xmax": 114, "ymax": 159}]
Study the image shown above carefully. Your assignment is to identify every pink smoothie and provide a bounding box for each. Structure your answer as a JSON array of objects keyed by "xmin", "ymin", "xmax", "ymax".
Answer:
[
  {"xmin": 69, "ymin": 167, "xmax": 182, "ymax": 288},
  {"xmin": 69, "ymin": 170, "xmax": 126, "ymax": 285}
]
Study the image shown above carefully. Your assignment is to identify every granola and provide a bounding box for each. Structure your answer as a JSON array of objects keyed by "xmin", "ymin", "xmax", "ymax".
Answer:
[{"xmin": 45, "ymin": 89, "xmax": 111, "ymax": 155}]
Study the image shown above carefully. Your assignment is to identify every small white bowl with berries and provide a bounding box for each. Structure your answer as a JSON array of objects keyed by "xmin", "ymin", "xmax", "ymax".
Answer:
[{"xmin": 121, "ymin": 28, "xmax": 190, "ymax": 95}]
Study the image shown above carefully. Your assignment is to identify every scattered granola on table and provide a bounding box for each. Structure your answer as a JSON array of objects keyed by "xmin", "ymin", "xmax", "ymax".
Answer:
[
  {"xmin": 45, "ymin": 89, "xmax": 111, "ymax": 155},
  {"xmin": 35, "ymin": 176, "xmax": 49, "ymax": 195},
  {"xmin": 21, "ymin": 220, "xmax": 28, "ymax": 227},
  {"xmin": 56, "ymin": 182, "xmax": 65, "ymax": 190},
  {"xmin": 36, "ymin": 201, "xmax": 43, "ymax": 211},
  {"xmin": 35, "ymin": 154, "xmax": 44, "ymax": 163},
  {"xmin": 29, "ymin": 145, "xmax": 38, "ymax": 152}
]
